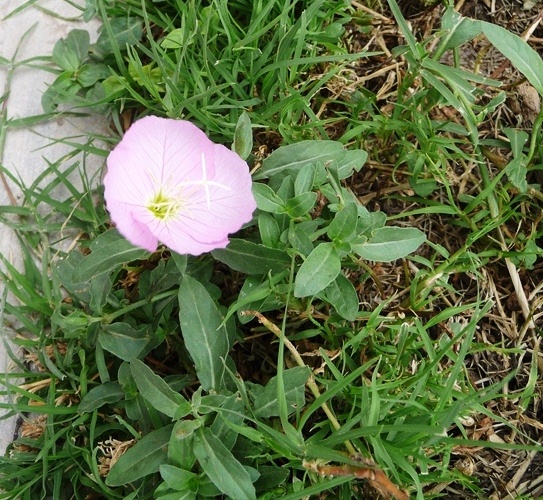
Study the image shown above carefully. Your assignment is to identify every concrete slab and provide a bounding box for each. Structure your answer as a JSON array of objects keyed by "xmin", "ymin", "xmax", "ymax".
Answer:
[{"xmin": 0, "ymin": 0, "xmax": 106, "ymax": 454}]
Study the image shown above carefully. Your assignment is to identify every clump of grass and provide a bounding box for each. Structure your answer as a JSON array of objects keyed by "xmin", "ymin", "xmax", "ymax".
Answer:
[{"xmin": 0, "ymin": 0, "xmax": 542, "ymax": 499}]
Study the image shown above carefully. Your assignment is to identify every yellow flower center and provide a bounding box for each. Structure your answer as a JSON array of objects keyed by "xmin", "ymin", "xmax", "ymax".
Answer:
[{"xmin": 146, "ymin": 190, "xmax": 181, "ymax": 220}]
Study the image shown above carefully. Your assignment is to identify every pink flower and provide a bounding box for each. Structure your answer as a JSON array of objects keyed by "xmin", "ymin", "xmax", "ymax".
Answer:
[{"xmin": 103, "ymin": 116, "xmax": 256, "ymax": 255}]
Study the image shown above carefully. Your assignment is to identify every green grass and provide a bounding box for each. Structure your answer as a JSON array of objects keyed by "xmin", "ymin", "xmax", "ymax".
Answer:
[{"xmin": 0, "ymin": 0, "xmax": 542, "ymax": 499}]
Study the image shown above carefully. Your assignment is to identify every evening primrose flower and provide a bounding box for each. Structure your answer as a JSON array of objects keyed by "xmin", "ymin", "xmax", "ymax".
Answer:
[{"xmin": 103, "ymin": 116, "xmax": 256, "ymax": 255}]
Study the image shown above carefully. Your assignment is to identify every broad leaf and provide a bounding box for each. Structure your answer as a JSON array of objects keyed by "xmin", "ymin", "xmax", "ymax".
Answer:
[
  {"xmin": 324, "ymin": 273, "xmax": 359, "ymax": 321},
  {"xmin": 159, "ymin": 464, "xmax": 197, "ymax": 492},
  {"xmin": 106, "ymin": 425, "xmax": 173, "ymax": 486},
  {"xmin": 212, "ymin": 239, "xmax": 290, "ymax": 275},
  {"xmin": 73, "ymin": 229, "xmax": 149, "ymax": 282},
  {"xmin": 130, "ymin": 358, "xmax": 190, "ymax": 419},
  {"xmin": 482, "ymin": 21, "xmax": 543, "ymax": 97},
  {"xmin": 193, "ymin": 428, "xmax": 256, "ymax": 500},
  {"xmin": 78, "ymin": 382, "xmax": 124, "ymax": 413},
  {"xmin": 52, "ymin": 29, "xmax": 89, "ymax": 72},
  {"xmin": 282, "ymin": 192, "xmax": 317, "ymax": 218},
  {"xmin": 252, "ymin": 182, "xmax": 285, "ymax": 213},
  {"xmin": 438, "ymin": 9, "xmax": 482, "ymax": 54},
  {"xmin": 294, "ymin": 163, "xmax": 316, "ymax": 195},
  {"xmin": 254, "ymin": 366, "xmax": 310, "ymax": 418},
  {"xmin": 294, "ymin": 243, "xmax": 341, "ymax": 297},
  {"xmin": 254, "ymin": 140, "xmax": 346, "ymax": 180},
  {"xmin": 96, "ymin": 17, "xmax": 143, "ymax": 54},
  {"xmin": 178, "ymin": 276, "xmax": 232, "ymax": 391},
  {"xmin": 99, "ymin": 323, "xmax": 149, "ymax": 361},
  {"xmin": 232, "ymin": 111, "xmax": 253, "ymax": 160},
  {"xmin": 355, "ymin": 227, "xmax": 426, "ymax": 262},
  {"xmin": 328, "ymin": 202, "xmax": 358, "ymax": 241}
]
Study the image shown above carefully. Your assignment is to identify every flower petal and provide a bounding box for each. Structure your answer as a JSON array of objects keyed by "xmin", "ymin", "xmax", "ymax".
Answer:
[
  {"xmin": 104, "ymin": 116, "xmax": 256, "ymax": 256},
  {"xmin": 105, "ymin": 198, "xmax": 158, "ymax": 252}
]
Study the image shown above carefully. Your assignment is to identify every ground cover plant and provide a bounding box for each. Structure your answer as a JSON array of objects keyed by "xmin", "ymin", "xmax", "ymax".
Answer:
[{"xmin": 0, "ymin": 0, "xmax": 542, "ymax": 498}]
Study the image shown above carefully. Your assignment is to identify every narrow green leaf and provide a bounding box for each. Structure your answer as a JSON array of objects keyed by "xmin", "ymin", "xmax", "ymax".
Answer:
[
  {"xmin": 178, "ymin": 276, "xmax": 232, "ymax": 391},
  {"xmin": 193, "ymin": 428, "xmax": 256, "ymax": 500},
  {"xmin": 130, "ymin": 359, "xmax": 190, "ymax": 419},
  {"xmin": 106, "ymin": 425, "xmax": 173, "ymax": 486},
  {"xmin": 294, "ymin": 243, "xmax": 341, "ymax": 297},
  {"xmin": 387, "ymin": 0, "xmax": 422, "ymax": 59}
]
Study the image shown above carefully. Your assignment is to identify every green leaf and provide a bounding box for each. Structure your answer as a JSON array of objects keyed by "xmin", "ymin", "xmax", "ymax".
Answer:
[
  {"xmin": 76, "ymin": 63, "xmax": 110, "ymax": 87},
  {"xmin": 505, "ymin": 157, "xmax": 528, "ymax": 193},
  {"xmin": 130, "ymin": 358, "xmax": 191, "ymax": 419},
  {"xmin": 438, "ymin": 9, "xmax": 482, "ymax": 53},
  {"xmin": 169, "ymin": 423, "xmax": 197, "ymax": 471},
  {"xmin": 481, "ymin": 21, "xmax": 543, "ymax": 97},
  {"xmin": 98, "ymin": 323, "xmax": 149, "ymax": 362},
  {"xmin": 387, "ymin": 0, "xmax": 423, "ymax": 60},
  {"xmin": 52, "ymin": 29, "xmax": 90, "ymax": 72},
  {"xmin": 212, "ymin": 239, "xmax": 290, "ymax": 275},
  {"xmin": 257, "ymin": 213, "xmax": 281, "ymax": 248},
  {"xmin": 178, "ymin": 276, "xmax": 233, "ymax": 391},
  {"xmin": 160, "ymin": 28, "xmax": 193, "ymax": 49},
  {"xmin": 232, "ymin": 111, "xmax": 253, "ymax": 160},
  {"xmin": 328, "ymin": 202, "xmax": 358, "ymax": 241},
  {"xmin": 354, "ymin": 227, "xmax": 426, "ymax": 262},
  {"xmin": 294, "ymin": 243, "xmax": 341, "ymax": 297},
  {"xmin": 255, "ymin": 465, "xmax": 290, "ymax": 491},
  {"xmin": 252, "ymin": 183, "xmax": 285, "ymax": 213},
  {"xmin": 159, "ymin": 465, "xmax": 197, "ymax": 492},
  {"xmin": 283, "ymin": 192, "xmax": 317, "ymax": 218},
  {"xmin": 73, "ymin": 229, "xmax": 150, "ymax": 282},
  {"xmin": 254, "ymin": 366, "xmax": 310, "ymax": 418},
  {"xmin": 288, "ymin": 223, "xmax": 314, "ymax": 257},
  {"xmin": 210, "ymin": 393, "xmax": 245, "ymax": 450},
  {"xmin": 78, "ymin": 382, "xmax": 124, "ymax": 413},
  {"xmin": 96, "ymin": 17, "xmax": 143, "ymax": 54},
  {"xmin": 41, "ymin": 72, "xmax": 82, "ymax": 113},
  {"xmin": 106, "ymin": 425, "xmax": 173, "ymax": 486},
  {"xmin": 324, "ymin": 273, "xmax": 359, "ymax": 321},
  {"xmin": 335, "ymin": 149, "xmax": 368, "ymax": 180},
  {"xmin": 89, "ymin": 271, "xmax": 113, "ymax": 313},
  {"xmin": 193, "ymin": 428, "xmax": 256, "ymax": 500},
  {"xmin": 254, "ymin": 140, "xmax": 346, "ymax": 180},
  {"xmin": 294, "ymin": 163, "xmax": 316, "ymax": 195},
  {"xmin": 504, "ymin": 128, "xmax": 529, "ymax": 192}
]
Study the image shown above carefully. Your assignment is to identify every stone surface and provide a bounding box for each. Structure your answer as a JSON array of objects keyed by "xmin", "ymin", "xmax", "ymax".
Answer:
[{"xmin": 0, "ymin": 0, "xmax": 106, "ymax": 454}]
